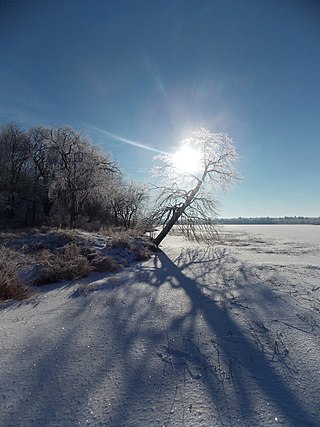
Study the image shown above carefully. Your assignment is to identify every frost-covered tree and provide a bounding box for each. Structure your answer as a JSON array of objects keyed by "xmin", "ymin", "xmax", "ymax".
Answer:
[
  {"xmin": 151, "ymin": 128, "xmax": 240, "ymax": 245},
  {"xmin": 0, "ymin": 123, "xmax": 30, "ymax": 220},
  {"xmin": 32, "ymin": 126, "xmax": 118, "ymax": 227},
  {"xmin": 27, "ymin": 126, "xmax": 60, "ymax": 220},
  {"xmin": 109, "ymin": 180, "xmax": 148, "ymax": 229}
]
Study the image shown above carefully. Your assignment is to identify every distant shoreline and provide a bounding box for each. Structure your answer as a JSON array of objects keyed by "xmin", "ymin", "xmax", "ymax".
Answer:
[{"xmin": 217, "ymin": 217, "xmax": 320, "ymax": 225}]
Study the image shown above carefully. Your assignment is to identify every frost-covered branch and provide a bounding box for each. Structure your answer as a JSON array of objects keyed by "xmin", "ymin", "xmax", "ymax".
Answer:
[{"xmin": 150, "ymin": 128, "xmax": 240, "ymax": 245}]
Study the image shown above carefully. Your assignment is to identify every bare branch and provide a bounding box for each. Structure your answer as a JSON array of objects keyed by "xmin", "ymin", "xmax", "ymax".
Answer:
[{"xmin": 150, "ymin": 128, "xmax": 240, "ymax": 245}]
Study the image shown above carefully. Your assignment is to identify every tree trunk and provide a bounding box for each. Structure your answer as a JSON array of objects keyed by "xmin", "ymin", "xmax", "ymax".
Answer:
[
  {"xmin": 153, "ymin": 207, "xmax": 184, "ymax": 246},
  {"xmin": 153, "ymin": 179, "xmax": 203, "ymax": 246},
  {"xmin": 9, "ymin": 192, "xmax": 15, "ymax": 220},
  {"xmin": 69, "ymin": 195, "xmax": 77, "ymax": 227}
]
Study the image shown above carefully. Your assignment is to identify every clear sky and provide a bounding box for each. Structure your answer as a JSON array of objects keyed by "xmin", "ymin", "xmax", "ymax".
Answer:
[{"xmin": 1, "ymin": 0, "xmax": 319, "ymax": 217}]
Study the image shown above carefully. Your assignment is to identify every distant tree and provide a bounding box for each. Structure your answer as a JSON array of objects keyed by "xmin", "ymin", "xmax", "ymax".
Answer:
[
  {"xmin": 0, "ymin": 123, "xmax": 30, "ymax": 221},
  {"xmin": 27, "ymin": 126, "xmax": 60, "ymax": 221},
  {"xmin": 109, "ymin": 180, "xmax": 148, "ymax": 229},
  {"xmin": 151, "ymin": 128, "xmax": 240, "ymax": 246},
  {"xmin": 33, "ymin": 126, "xmax": 118, "ymax": 227}
]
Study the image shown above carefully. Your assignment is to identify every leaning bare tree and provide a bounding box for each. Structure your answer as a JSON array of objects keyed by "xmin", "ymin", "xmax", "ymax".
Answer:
[{"xmin": 151, "ymin": 128, "xmax": 240, "ymax": 246}]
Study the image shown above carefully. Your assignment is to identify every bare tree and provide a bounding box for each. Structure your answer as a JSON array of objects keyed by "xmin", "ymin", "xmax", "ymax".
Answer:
[
  {"xmin": 27, "ymin": 127, "xmax": 60, "ymax": 221},
  {"xmin": 151, "ymin": 128, "xmax": 240, "ymax": 246},
  {"xmin": 0, "ymin": 122, "xmax": 152, "ymax": 229},
  {"xmin": 109, "ymin": 180, "xmax": 148, "ymax": 229},
  {"xmin": 34, "ymin": 126, "xmax": 118, "ymax": 227},
  {"xmin": 0, "ymin": 123, "xmax": 30, "ymax": 221}
]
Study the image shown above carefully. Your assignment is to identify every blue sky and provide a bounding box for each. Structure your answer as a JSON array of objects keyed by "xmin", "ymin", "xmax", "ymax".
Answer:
[{"xmin": 1, "ymin": 0, "xmax": 319, "ymax": 217}]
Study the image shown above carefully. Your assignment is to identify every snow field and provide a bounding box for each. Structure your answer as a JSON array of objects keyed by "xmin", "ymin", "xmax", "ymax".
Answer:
[{"xmin": 1, "ymin": 225, "xmax": 319, "ymax": 426}]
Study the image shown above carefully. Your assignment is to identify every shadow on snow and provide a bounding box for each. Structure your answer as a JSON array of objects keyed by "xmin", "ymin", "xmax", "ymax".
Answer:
[{"xmin": 1, "ymin": 246, "xmax": 318, "ymax": 426}]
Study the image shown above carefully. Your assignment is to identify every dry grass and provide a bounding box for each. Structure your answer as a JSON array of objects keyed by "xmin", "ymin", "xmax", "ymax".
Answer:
[
  {"xmin": 108, "ymin": 231, "xmax": 134, "ymax": 249},
  {"xmin": 0, "ymin": 227, "xmax": 155, "ymax": 300},
  {"xmin": 132, "ymin": 246, "xmax": 153, "ymax": 261},
  {"xmin": 0, "ymin": 247, "xmax": 30, "ymax": 300},
  {"xmin": 34, "ymin": 244, "xmax": 92, "ymax": 285},
  {"xmin": 90, "ymin": 255, "xmax": 119, "ymax": 272},
  {"xmin": 104, "ymin": 229, "xmax": 157, "ymax": 253}
]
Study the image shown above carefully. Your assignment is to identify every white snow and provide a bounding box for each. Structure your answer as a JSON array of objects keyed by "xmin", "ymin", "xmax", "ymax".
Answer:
[{"xmin": 1, "ymin": 225, "xmax": 320, "ymax": 426}]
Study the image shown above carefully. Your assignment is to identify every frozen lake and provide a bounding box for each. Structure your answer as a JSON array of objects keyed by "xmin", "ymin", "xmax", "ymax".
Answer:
[
  {"xmin": 220, "ymin": 224, "xmax": 320, "ymax": 246},
  {"xmin": 217, "ymin": 224, "xmax": 320, "ymax": 266}
]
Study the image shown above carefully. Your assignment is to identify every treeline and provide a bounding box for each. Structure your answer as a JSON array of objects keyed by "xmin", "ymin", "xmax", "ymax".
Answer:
[
  {"xmin": 0, "ymin": 122, "xmax": 148, "ymax": 229},
  {"xmin": 218, "ymin": 217, "xmax": 320, "ymax": 225}
]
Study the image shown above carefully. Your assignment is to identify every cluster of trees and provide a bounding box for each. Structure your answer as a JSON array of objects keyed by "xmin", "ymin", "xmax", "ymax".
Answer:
[
  {"xmin": 1, "ymin": 124, "xmax": 241, "ymax": 243},
  {"xmin": 0, "ymin": 123, "xmax": 148, "ymax": 229}
]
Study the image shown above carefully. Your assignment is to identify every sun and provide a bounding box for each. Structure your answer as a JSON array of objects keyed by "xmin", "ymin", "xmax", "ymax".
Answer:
[{"xmin": 172, "ymin": 146, "xmax": 202, "ymax": 174}]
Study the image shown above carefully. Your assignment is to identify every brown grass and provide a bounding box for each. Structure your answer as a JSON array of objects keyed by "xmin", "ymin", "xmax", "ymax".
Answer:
[
  {"xmin": 34, "ymin": 243, "xmax": 91, "ymax": 285},
  {"xmin": 90, "ymin": 255, "xmax": 119, "ymax": 272},
  {"xmin": 131, "ymin": 246, "xmax": 152, "ymax": 261},
  {"xmin": 0, "ymin": 247, "xmax": 30, "ymax": 300},
  {"xmin": 0, "ymin": 227, "xmax": 155, "ymax": 300}
]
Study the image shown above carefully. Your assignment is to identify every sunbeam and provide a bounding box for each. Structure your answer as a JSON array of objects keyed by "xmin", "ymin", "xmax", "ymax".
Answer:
[{"xmin": 87, "ymin": 125, "xmax": 167, "ymax": 154}]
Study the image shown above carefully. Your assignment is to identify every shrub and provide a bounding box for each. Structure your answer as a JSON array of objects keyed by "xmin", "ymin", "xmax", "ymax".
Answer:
[
  {"xmin": 90, "ymin": 255, "xmax": 119, "ymax": 272},
  {"xmin": 0, "ymin": 247, "xmax": 29, "ymax": 300},
  {"xmin": 110, "ymin": 233, "xmax": 132, "ymax": 249},
  {"xmin": 133, "ymin": 246, "xmax": 153, "ymax": 261},
  {"xmin": 34, "ymin": 243, "xmax": 91, "ymax": 285}
]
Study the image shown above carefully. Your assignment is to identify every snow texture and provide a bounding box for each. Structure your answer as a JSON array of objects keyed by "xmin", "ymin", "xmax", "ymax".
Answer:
[{"xmin": 1, "ymin": 225, "xmax": 320, "ymax": 426}]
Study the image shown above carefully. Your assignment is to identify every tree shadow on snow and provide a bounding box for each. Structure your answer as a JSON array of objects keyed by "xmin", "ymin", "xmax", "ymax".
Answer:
[
  {"xmin": 97, "ymin": 246, "xmax": 318, "ymax": 426},
  {"xmin": 129, "ymin": 247, "xmax": 317, "ymax": 427},
  {"xmin": 1, "ymin": 245, "xmax": 318, "ymax": 426}
]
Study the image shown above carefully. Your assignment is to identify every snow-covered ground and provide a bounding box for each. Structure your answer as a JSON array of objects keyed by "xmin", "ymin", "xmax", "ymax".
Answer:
[{"xmin": 1, "ymin": 225, "xmax": 320, "ymax": 426}]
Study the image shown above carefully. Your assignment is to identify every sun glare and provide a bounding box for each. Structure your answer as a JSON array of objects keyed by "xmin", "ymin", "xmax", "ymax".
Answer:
[{"xmin": 172, "ymin": 146, "xmax": 202, "ymax": 174}]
